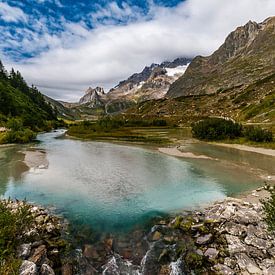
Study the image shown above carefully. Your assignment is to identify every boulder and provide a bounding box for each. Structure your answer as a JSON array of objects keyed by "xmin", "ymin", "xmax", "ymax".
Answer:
[
  {"xmin": 244, "ymin": 234, "xmax": 272, "ymax": 250},
  {"xmin": 222, "ymin": 221, "xmax": 246, "ymax": 236},
  {"xmin": 225, "ymin": 235, "xmax": 247, "ymax": 254},
  {"xmin": 19, "ymin": 260, "xmax": 38, "ymax": 275},
  {"xmin": 17, "ymin": 243, "xmax": 32, "ymax": 259},
  {"xmin": 213, "ymin": 264, "xmax": 234, "ymax": 275},
  {"xmin": 40, "ymin": 264, "xmax": 55, "ymax": 275},
  {"xmin": 235, "ymin": 253, "xmax": 262, "ymax": 274},
  {"xmin": 204, "ymin": 248, "xmax": 219, "ymax": 259},
  {"xmin": 196, "ymin": 234, "xmax": 213, "ymax": 245},
  {"xmin": 29, "ymin": 245, "xmax": 47, "ymax": 266}
]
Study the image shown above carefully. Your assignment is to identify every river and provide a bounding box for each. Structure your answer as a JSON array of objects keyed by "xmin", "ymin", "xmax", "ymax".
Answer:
[{"xmin": 0, "ymin": 129, "xmax": 272, "ymax": 236}]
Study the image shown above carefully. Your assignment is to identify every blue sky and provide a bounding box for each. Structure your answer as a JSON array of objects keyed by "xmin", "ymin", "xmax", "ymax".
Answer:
[{"xmin": 0, "ymin": 0, "xmax": 274, "ymax": 101}]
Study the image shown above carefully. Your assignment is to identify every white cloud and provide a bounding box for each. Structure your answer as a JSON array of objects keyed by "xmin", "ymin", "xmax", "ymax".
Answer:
[
  {"xmin": 0, "ymin": 2, "xmax": 28, "ymax": 23},
  {"xmin": 4, "ymin": 0, "xmax": 275, "ymax": 101}
]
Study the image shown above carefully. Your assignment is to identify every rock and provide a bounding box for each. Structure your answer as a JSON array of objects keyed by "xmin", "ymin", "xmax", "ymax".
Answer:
[
  {"xmin": 247, "ymin": 224, "xmax": 269, "ymax": 239},
  {"xmin": 152, "ymin": 231, "xmax": 162, "ymax": 241},
  {"xmin": 259, "ymin": 259, "xmax": 275, "ymax": 270},
  {"xmin": 35, "ymin": 215, "xmax": 45, "ymax": 224},
  {"xmin": 17, "ymin": 243, "xmax": 32, "ymax": 259},
  {"xmin": 83, "ymin": 244, "xmax": 99, "ymax": 260},
  {"xmin": 19, "ymin": 260, "xmax": 38, "ymax": 275},
  {"xmin": 46, "ymin": 223, "xmax": 57, "ymax": 234},
  {"xmin": 141, "ymin": 241, "xmax": 166, "ymax": 275},
  {"xmin": 224, "ymin": 257, "xmax": 236, "ymax": 269},
  {"xmin": 220, "ymin": 204, "xmax": 236, "ymax": 219},
  {"xmin": 225, "ymin": 235, "xmax": 247, "ymax": 254},
  {"xmin": 213, "ymin": 264, "xmax": 234, "ymax": 275},
  {"xmin": 29, "ymin": 245, "xmax": 47, "ymax": 266},
  {"xmin": 264, "ymin": 266, "xmax": 275, "ymax": 275},
  {"xmin": 196, "ymin": 249, "xmax": 204, "ymax": 256},
  {"xmin": 235, "ymin": 253, "xmax": 262, "ymax": 274},
  {"xmin": 233, "ymin": 208, "xmax": 260, "ymax": 225},
  {"xmin": 102, "ymin": 255, "xmax": 140, "ymax": 275},
  {"xmin": 222, "ymin": 221, "xmax": 247, "ymax": 236},
  {"xmin": 196, "ymin": 233, "xmax": 212, "ymax": 245},
  {"xmin": 169, "ymin": 258, "xmax": 186, "ymax": 275},
  {"xmin": 40, "ymin": 264, "xmax": 55, "ymax": 275},
  {"xmin": 204, "ymin": 248, "xmax": 219, "ymax": 259},
  {"xmin": 244, "ymin": 234, "xmax": 272, "ymax": 250},
  {"xmin": 267, "ymin": 246, "xmax": 275, "ymax": 257},
  {"xmin": 61, "ymin": 263, "xmax": 73, "ymax": 275}
]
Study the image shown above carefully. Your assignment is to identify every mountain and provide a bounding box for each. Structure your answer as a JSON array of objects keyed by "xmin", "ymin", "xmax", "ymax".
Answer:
[
  {"xmin": 79, "ymin": 86, "xmax": 106, "ymax": 107},
  {"xmin": 44, "ymin": 95, "xmax": 80, "ymax": 120},
  {"xmin": 0, "ymin": 60, "xmax": 58, "ymax": 129},
  {"xmin": 67, "ymin": 57, "xmax": 191, "ymax": 115},
  {"xmin": 126, "ymin": 17, "xmax": 275, "ymax": 127},
  {"xmin": 167, "ymin": 17, "xmax": 275, "ymax": 97}
]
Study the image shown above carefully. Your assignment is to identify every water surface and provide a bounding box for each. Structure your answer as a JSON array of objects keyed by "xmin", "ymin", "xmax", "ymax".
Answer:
[{"xmin": 0, "ymin": 130, "xmax": 267, "ymax": 234}]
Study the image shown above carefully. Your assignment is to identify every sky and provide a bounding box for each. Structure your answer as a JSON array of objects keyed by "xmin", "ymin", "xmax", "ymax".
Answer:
[{"xmin": 0, "ymin": 0, "xmax": 275, "ymax": 102}]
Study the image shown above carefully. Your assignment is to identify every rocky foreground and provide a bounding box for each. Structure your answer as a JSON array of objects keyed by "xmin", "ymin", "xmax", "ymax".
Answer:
[
  {"xmin": 0, "ymin": 199, "xmax": 71, "ymax": 275},
  {"xmin": 138, "ymin": 195, "xmax": 275, "ymax": 274},
  {"xmin": 1, "ymin": 189, "xmax": 275, "ymax": 275},
  {"xmin": 102, "ymin": 190, "xmax": 275, "ymax": 275}
]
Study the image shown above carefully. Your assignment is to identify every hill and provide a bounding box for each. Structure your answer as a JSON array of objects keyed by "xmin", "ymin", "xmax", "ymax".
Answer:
[{"xmin": 0, "ymin": 59, "xmax": 60, "ymax": 143}]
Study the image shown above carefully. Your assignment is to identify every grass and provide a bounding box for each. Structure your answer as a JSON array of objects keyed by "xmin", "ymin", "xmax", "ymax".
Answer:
[
  {"xmin": 66, "ymin": 118, "xmax": 175, "ymax": 145},
  {"xmin": 0, "ymin": 200, "xmax": 34, "ymax": 274},
  {"xmin": 67, "ymin": 126, "xmax": 170, "ymax": 144}
]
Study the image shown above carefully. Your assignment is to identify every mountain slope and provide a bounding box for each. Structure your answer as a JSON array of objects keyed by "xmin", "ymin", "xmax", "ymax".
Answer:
[
  {"xmin": 167, "ymin": 17, "xmax": 275, "ymax": 98},
  {"xmin": 125, "ymin": 17, "xmax": 275, "ymax": 128},
  {"xmin": 0, "ymin": 60, "xmax": 58, "ymax": 129}
]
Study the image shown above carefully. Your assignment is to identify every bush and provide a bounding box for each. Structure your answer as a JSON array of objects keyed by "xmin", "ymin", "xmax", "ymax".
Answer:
[
  {"xmin": 262, "ymin": 187, "xmax": 275, "ymax": 231},
  {"xmin": 5, "ymin": 129, "xmax": 36, "ymax": 144},
  {"xmin": 192, "ymin": 118, "xmax": 242, "ymax": 140},
  {"xmin": 244, "ymin": 126, "xmax": 273, "ymax": 142}
]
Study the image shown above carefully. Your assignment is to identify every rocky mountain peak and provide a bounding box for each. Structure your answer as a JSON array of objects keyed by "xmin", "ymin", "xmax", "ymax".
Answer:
[
  {"xmin": 85, "ymin": 86, "xmax": 105, "ymax": 95},
  {"xmin": 79, "ymin": 86, "xmax": 105, "ymax": 106}
]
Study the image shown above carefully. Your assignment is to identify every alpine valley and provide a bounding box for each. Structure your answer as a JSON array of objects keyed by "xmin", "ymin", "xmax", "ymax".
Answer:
[{"xmin": 1, "ymin": 14, "xmax": 275, "ymax": 275}]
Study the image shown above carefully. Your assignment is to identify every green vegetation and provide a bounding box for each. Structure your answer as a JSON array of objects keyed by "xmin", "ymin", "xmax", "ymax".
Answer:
[
  {"xmin": 67, "ymin": 117, "xmax": 170, "ymax": 143},
  {"xmin": 192, "ymin": 118, "xmax": 273, "ymax": 144},
  {"xmin": 192, "ymin": 118, "xmax": 242, "ymax": 140},
  {"xmin": 0, "ymin": 59, "xmax": 64, "ymax": 144},
  {"xmin": 244, "ymin": 126, "xmax": 273, "ymax": 142},
  {"xmin": 262, "ymin": 187, "xmax": 275, "ymax": 231},
  {"xmin": 0, "ymin": 201, "xmax": 34, "ymax": 274}
]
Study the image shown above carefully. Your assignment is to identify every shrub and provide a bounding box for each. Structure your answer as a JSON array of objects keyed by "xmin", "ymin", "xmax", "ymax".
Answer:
[
  {"xmin": 5, "ymin": 129, "xmax": 36, "ymax": 144},
  {"xmin": 262, "ymin": 187, "xmax": 275, "ymax": 231},
  {"xmin": 244, "ymin": 126, "xmax": 273, "ymax": 142},
  {"xmin": 192, "ymin": 118, "xmax": 242, "ymax": 140}
]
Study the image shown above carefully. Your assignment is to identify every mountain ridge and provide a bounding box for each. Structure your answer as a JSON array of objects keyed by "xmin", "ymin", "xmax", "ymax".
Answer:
[{"xmin": 167, "ymin": 17, "xmax": 275, "ymax": 98}]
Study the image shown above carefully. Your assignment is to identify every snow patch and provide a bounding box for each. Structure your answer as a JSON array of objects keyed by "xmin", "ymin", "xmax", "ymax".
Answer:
[{"xmin": 165, "ymin": 64, "xmax": 189, "ymax": 77}]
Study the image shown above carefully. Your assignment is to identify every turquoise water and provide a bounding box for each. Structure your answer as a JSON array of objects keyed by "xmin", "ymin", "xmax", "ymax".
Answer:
[{"xmin": 0, "ymin": 130, "xmax": 264, "ymax": 233}]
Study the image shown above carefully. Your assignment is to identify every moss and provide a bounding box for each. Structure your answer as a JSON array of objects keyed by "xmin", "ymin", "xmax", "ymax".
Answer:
[{"xmin": 185, "ymin": 252, "xmax": 204, "ymax": 268}]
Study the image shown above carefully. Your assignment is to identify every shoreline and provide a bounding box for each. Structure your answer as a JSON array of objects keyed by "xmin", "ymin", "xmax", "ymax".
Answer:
[{"xmin": 210, "ymin": 142, "xmax": 275, "ymax": 157}]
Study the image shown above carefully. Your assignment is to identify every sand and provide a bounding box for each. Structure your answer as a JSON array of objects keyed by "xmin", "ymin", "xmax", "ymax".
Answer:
[
  {"xmin": 23, "ymin": 149, "xmax": 49, "ymax": 169},
  {"xmin": 211, "ymin": 143, "xmax": 275, "ymax": 157},
  {"xmin": 158, "ymin": 147, "xmax": 214, "ymax": 159}
]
